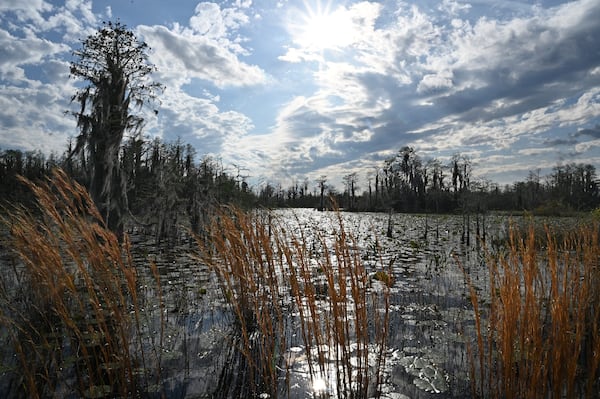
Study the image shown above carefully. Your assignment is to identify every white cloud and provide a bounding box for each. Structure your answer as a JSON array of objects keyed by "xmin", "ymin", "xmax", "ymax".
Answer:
[
  {"xmin": 0, "ymin": 0, "xmax": 52, "ymax": 26},
  {"xmin": 0, "ymin": 83, "xmax": 75, "ymax": 154},
  {"xmin": 575, "ymin": 139, "xmax": 600, "ymax": 154},
  {"xmin": 0, "ymin": 0, "xmax": 599, "ymax": 190},
  {"xmin": 189, "ymin": 2, "xmax": 249, "ymax": 47},
  {"xmin": 0, "ymin": 0, "xmax": 96, "ymax": 42},
  {"xmin": 39, "ymin": 0, "xmax": 96, "ymax": 42},
  {"xmin": 146, "ymin": 85, "xmax": 254, "ymax": 160},
  {"xmin": 418, "ymin": 71, "xmax": 454, "ymax": 93},
  {"xmin": 438, "ymin": 0, "xmax": 471, "ymax": 16},
  {"xmin": 517, "ymin": 147, "xmax": 556, "ymax": 156},
  {"xmin": 137, "ymin": 2, "xmax": 265, "ymax": 89},
  {"xmin": 0, "ymin": 28, "xmax": 69, "ymax": 81},
  {"xmin": 139, "ymin": 25, "xmax": 265, "ymax": 89}
]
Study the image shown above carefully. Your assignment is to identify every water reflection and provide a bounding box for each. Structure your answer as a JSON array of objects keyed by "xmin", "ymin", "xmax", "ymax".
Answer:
[{"xmin": 1, "ymin": 209, "xmax": 525, "ymax": 397}]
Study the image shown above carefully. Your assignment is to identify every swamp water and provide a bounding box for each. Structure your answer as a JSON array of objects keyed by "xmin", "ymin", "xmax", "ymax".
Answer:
[{"xmin": 0, "ymin": 209, "xmax": 515, "ymax": 398}]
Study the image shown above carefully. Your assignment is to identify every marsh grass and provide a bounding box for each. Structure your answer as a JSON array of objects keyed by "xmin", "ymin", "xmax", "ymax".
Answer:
[
  {"xmin": 198, "ymin": 207, "xmax": 285, "ymax": 397},
  {"xmin": 0, "ymin": 169, "xmax": 164, "ymax": 398},
  {"xmin": 465, "ymin": 222, "xmax": 600, "ymax": 398},
  {"xmin": 199, "ymin": 207, "xmax": 391, "ymax": 398}
]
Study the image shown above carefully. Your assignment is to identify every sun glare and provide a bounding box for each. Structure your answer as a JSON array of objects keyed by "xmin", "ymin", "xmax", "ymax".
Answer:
[
  {"xmin": 292, "ymin": 0, "xmax": 355, "ymax": 51},
  {"xmin": 312, "ymin": 376, "xmax": 328, "ymax": 392}
]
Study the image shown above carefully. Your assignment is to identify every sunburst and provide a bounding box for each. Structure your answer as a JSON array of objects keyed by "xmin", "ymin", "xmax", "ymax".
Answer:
[{"xmin": 289, "ymin": 0, "xmax": 355, "ymax": 52}]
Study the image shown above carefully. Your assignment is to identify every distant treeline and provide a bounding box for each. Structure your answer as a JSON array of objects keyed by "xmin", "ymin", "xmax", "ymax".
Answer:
[
  {"xmin": 258, "ymin": 146, "xmax": 599, "ymax": 215},
  {"xmin": 1, "ymin": 140, "xmax": 599, "ymax": 229}
]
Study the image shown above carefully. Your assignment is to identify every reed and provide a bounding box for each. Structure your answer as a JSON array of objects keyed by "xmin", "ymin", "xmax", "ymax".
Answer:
[
  {"xmin": 464, "ymin": 221, "xmax": 600, "ymax": 398},
  {"xmin": 199, "ymin": 207, "xmax": 391, "ymax": 398},
  {"xmin": 199, "ymin": 206, "xmax": 286, "ymax": 397},
  {"xmin": 0, "ymin": 169, "xmax": 163, "ymax": 398}
]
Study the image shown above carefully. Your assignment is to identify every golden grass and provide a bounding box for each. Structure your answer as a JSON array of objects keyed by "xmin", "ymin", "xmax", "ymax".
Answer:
[
  {"xmin": 198, "ymin": 207, "xmax": 285, "ymax": 396},
  {"xmin": 0, "ymin": 169, "xmax": 163, "ymax": 398},
  {"xmin": 199, "ymin": 207, "xmax": 391, "ymax": 398},
  {"xmin": 464, "ymin": 222, "xmax": 600, "ymax": 398}
]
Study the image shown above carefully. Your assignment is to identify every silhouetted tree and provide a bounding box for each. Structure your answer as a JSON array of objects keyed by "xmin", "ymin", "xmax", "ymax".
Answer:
[
  {"xmin": 343, "ymin": 172, "xmax": 358, "ymax": 210},
  {"xmin": 317, "ymin": 176, "xmax": 327, "ymax": 211},
  {"xmin": 69, "ymin": 20, "xmax": 163, "ymax": 237}
]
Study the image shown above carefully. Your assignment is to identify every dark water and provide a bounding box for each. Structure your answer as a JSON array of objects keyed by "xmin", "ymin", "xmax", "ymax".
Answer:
[{"xmin": 1, "ymin": 209, "xmax": 519, "ymax": 398}]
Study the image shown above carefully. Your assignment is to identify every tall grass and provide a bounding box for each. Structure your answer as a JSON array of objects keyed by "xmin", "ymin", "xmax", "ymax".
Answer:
[
  {"xmin": 0, "ymin": 169, "xmax": 163, "ymax": 398},
  {"xmin": 465, "ymin": 222, "xmax": 600, "ymax": 398},
  {"xmin": 199, "ymin": 207, "xmax": 285, "ymax": 397},
  {"xmin": 199, "ymin": 207, "xmax": 391, "ymax": 398}
]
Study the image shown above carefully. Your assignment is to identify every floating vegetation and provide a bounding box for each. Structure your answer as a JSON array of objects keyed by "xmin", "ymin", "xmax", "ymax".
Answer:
[
  {"xmin": 398, "ymin": 355, "xmax": 449, "ymax": 394},
  {"xmin": 1, "ymin": 174, "xmax": 597, "ymax": 397},
  {"xmin": 372, "ymin": 270, "xmax": 395, "ymax": 287}
]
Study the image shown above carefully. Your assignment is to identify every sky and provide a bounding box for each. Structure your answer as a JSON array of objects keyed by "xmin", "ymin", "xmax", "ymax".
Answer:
[{"xmin": 1, "ymin": 0, "xmax": 599, "ymax": 192}]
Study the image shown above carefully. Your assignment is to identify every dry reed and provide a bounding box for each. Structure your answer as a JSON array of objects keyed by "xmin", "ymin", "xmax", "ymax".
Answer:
[
  {"xmin": 199, "ymin": 207, "xmax": 286, "ymax": 397},
  {"xmin": 0, "ymin": 169, "xmax": 163, "ymax": 398},
  {"xmin": 198, "ymin": 207, "xmax": 391, "ymax": 398},
  {"xmin": 464, "ymin": 221, "xmax": 600, "ymax": 398}
]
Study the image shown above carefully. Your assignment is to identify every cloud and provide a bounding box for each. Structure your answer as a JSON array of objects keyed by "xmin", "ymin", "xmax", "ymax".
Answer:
[
  {"xmin": 0, "ymin": 1, "xmax": 102, "ymax": 155},
  {"xmin": 131, "ymin": 2, "xmax": 269, "ymax": 172},
  {"xmin": 1, "ymin": 0, "xmax": 599, "ymax": 190},
  {"xmin": 0, "ymin": 28, "xmax": 69, "ymax": 81},
  {"xmin": 266, "ymin": 0, "xmax": 600, "ymax": 187},
  {"xmin": 421, "ymin": 0, "xmax": 600, "ymax": 122},
  {"xmin": 139, "ymin": 25, "xmax": 265, "ymax": 89},
  {"xmin": 266, "ymin": 5, "xmax": 448, "ymax": 181},
  {"xmin": 438, "ymin": 0, "xmax": 471, "ymax": 16},
  {"xmin": 189, "ymin": 2, "xmax": 249, "ymax": 47},
  {"xmin": 574, "ymin": 139, "xmax": 600, "ymax": 154},
  {"xmin": 142, "ymin": 85, "xmax": 255, "ymax": 164},
  {"xmin": 0, "ymin": 83, "xmax": 75, "ymax": 154},
  {"xmin": 574, "ymin": 124, "xmax": 600, "ymax": 139},
  {"xmin": 0, "ymin": 0, "xmax": 268, "ymax": 173},
  {"xmin": 38, "ymin": 0, "xmax": 96, "ymax": 41},
  {"xmin": 137, "ymin": 2, "xmax": 266, "ymax": 89},
  {"xmin": 0, "ymin": 0, "xmax": 97, "ymax": 42},
  {"xmin": 0, "ymin": 0, "xmax": 53, "ymax": 26}
]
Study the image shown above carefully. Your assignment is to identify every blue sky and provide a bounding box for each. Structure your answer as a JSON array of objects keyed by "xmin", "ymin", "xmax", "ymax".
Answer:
[{"xmin": 1, "ymin": 0, "xmax": 599, "ymax": 191}]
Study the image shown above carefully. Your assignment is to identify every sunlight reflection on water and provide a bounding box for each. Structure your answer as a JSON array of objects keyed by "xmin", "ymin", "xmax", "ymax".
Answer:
[{"xmin": 312, "ymin": 376, "xmax": 327, "ymax": 393}]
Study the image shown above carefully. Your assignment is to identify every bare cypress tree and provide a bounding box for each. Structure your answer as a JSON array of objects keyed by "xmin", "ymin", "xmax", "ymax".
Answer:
[{"xmin": 69, "ymin": 20, "xmax": 163, "ymax": 237}]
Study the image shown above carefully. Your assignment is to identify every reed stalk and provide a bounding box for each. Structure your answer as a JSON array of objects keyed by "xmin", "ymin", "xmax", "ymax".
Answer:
[
  {"xmin": 464, "ymin": 221, "xmax": 600, "ymax": 398},
  {"xmin": 199, "ymin": 206, "xmax": 391, "ymax": 398},
  {"xmin": 0, "ymin": 169, "xmax": 164, "ymax": 398}
]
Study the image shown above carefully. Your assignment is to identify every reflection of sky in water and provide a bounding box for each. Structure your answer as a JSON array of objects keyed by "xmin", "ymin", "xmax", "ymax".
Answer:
[{"xmin": 130, "ymin": 210, "xmax": 528, "ymax": 397}]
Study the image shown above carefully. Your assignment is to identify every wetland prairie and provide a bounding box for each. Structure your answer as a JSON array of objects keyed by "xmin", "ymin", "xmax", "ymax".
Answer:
[{"xmin": 1, "ymin": 205, "xmax": 595, "ymax": 398}]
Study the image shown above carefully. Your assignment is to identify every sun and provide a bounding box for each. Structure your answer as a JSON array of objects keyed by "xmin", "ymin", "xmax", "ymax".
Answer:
[{"xmin": 291, "ymin": 0, "xmax": 355, "ymax": 52}]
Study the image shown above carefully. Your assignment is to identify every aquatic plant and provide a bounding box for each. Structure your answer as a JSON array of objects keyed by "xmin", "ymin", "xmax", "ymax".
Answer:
[
  {"xmin": 198, "ymin": 206, "xmax": 286, "ymax": 397},
  {"xmin": 372, "ymin": 270, "xmax": 394, "ymax": 287},
  {"xmin": 0, "ymin": 169, "xmax": 164, "ymax": 398},
  {"xmin": 464, "ymin": 222, "xmax": 600, "ymax": 398},
  {"xmin": 199, "ymin": 207, "xmax": 391, "ymax": 398}
]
